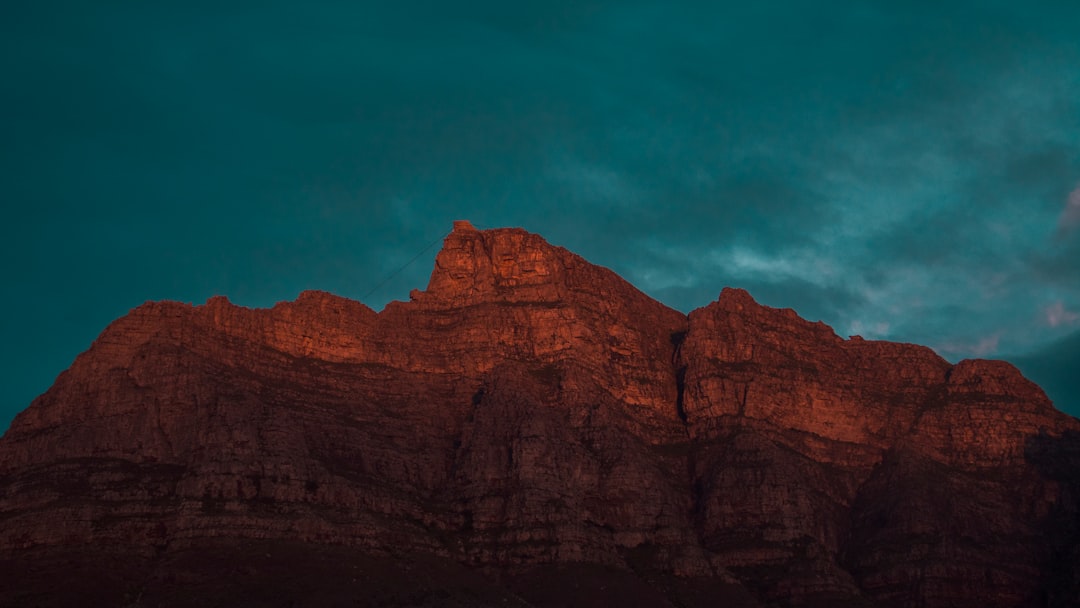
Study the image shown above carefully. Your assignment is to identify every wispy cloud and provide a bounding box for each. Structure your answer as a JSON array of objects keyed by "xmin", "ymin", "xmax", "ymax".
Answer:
[
  {"xmin": 1057, "ymin": 184, "xmax": 1080, "ymax": 237},
  {"xmin": 1045, "ymin": 301, "xmax": 1080, "ymax": 328},
  {"xmin": 936, "ymin": 333, "xmax": 1003, "ymax": 359},
  {"xmin": 848, "ymin": 320, "xmax": 891, "ymax": 339}
]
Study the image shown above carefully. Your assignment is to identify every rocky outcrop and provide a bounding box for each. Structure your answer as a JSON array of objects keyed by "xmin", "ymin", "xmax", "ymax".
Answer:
[
  {"xmin": 1, "ymin": 222, "xmax": 1077, "ymax": 607},
  {"xmin": 681, "ymin": 287, "xmax": 1078, "ymax": 605}
]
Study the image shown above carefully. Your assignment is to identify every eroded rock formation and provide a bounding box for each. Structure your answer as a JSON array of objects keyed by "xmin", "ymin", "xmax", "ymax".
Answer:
[{"xmin": 1, "ymin": 223, "xmax": 1077, "ymax": 607}]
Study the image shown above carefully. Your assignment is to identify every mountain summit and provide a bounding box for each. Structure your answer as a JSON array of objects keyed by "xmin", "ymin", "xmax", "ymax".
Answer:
[{"xmin": 2, "ymin": 224, "xmax": 1078, "ymax": 607}]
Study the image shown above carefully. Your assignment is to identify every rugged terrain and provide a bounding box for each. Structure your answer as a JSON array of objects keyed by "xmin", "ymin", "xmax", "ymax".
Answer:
[{"xmin": 2, "ymin": 221, "xmax": 1078, "ymax": 607}]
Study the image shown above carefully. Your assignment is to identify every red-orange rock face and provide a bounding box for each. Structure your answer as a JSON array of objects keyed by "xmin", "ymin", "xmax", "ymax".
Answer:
[{"xmin": 1, "ymin": 223, "xmax": 1078, "ymax": 607}]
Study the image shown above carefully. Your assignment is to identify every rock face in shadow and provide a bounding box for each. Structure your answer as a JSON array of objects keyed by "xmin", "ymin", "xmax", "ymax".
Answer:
[{"xmin": 1, "ymin": 222, "xmax": 1078, "ymax": 607}]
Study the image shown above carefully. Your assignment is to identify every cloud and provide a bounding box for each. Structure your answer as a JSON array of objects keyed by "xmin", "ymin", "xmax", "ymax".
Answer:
[
  {"xmin": 1044, "ymin": 301, "xmax": 1080, "ymax": 328},
  {"xmin": 1058, "ymin": 185, "xmax": 1080, "ymax": 237},
  {"xmin": 848, "ymin": 320, "xmax": 891, "ymax": 339},
  {"xmin": 937, "ymin": 333, "xmax": 1003, "ymax": 359}
]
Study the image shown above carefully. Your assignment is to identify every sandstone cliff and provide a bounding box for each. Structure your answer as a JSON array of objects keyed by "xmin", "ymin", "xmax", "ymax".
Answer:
[{"xmin": 1, "ymin": 222, "xmax": 1077, "ymax": 607}]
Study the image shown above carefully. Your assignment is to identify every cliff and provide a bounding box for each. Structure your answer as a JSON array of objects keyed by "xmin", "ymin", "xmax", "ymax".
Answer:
[{"xmin": 1, "ymin": 222, "xmax": 1078, "ymax": 607}]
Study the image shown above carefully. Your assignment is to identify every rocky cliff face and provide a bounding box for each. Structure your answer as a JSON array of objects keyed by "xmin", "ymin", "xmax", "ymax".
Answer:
[{"xmin": 1, "ymin": 222, "xmax": 1078, "ymax": 607}]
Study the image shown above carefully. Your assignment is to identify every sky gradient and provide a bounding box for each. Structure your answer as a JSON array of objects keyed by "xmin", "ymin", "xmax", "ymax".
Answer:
[{"xmin": 3, "ymin": 1, "xmax": 1079, "ymax": 429}]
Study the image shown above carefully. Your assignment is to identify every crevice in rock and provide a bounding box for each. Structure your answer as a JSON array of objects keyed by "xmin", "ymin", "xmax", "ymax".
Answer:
[
  {"xmin": 670, "ymin": 329, "xmax": 689, "ymax": 424},
  {"xmin": 669, "ymin": 330, "xmax": 687, "ymax": 365},
  {"xmin": 675, "ymin": 366, "xmax": 688, "ymax": 424},
  {"xmin": 738, "ymin": 382, "xmax": 751, "ymax": 417},
  {"xmin": 691, "ymin": 477, "xmax": 705, "ymax": 520}
]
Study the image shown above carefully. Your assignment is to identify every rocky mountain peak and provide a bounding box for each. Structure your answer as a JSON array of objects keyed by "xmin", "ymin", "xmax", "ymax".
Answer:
[{"xmin": 413, "ymin": 221, "xmax": 572, "ymax": 307}]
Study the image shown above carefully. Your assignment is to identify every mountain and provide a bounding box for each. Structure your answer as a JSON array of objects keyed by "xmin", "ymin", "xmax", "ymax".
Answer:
[{"xmin": 2, "ymin": 221, "xmax": 1079, "ymax": 607}]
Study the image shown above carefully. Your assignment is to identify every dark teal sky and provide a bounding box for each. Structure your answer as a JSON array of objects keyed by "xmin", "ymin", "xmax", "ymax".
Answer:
[{"xmin": 3, "ymin": 1, "xmax": 1080, "ymax": 429}]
